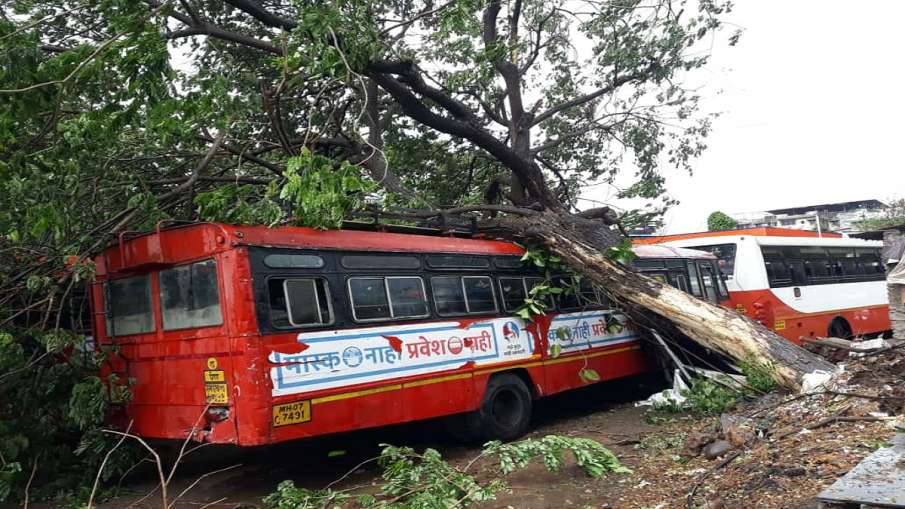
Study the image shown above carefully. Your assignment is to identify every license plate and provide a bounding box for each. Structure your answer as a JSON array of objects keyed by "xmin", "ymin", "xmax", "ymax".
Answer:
[
  {"xmin": 273, "ymin": 400, "xmax": 311, "ymax": 427},
  {"xmin": 204, "ymin": 382, "xmax": 229, "ymax": 404}
]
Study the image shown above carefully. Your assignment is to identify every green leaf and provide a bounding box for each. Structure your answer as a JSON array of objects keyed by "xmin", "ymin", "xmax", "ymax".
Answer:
[
  {"xmin": 579, "ymin": 368, "xmax": 601, "ymax": 383},
  {"xmin": 549, "ymin": 344, "xmax": 562, "ymax": 358}
]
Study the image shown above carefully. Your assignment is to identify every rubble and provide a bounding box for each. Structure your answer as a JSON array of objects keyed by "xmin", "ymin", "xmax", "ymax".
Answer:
[{"xmin": 614, "ymin": 346, "xmax": 905, "ymax": 508}]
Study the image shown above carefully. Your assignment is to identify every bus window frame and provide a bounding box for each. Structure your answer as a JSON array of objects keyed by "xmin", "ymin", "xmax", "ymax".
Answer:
[
  {"xmin": 158, "ymin": 258, "xmax": 224, "ymax": 332},
  {"xmin": 105, "ymin": 272, "xmax": 156, "ymax": 338},
  {"xmin": 346, "ymin": 275, "xmax": 430, "ymax": 323},
  {"xmin": 696, "ymin": 261, "xmax": 720, "ymax": 303},
  {"xmin": 430, "ymin": 275, "xmax": 498, "ymax": 317},
  {"xmin": 282, "ymin": 277, "xmax": 335, "ymax": 328}
]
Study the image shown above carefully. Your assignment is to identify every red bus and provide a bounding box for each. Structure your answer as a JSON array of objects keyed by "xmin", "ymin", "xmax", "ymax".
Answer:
[
  {"xmin": 91, "ymin": 223, "xmax": 654, "ymax": 445},
  {"xmin": 636, "ymin": 228, "xmax": 890, "ymax": 342},
  {"xmin": 91, "ymin": 223, "xmax": 729, "ymax": 445}
]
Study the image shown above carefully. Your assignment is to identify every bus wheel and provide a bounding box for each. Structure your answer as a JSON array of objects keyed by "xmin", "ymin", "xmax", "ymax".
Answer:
[
  {"xmin": 470, "ymin": 373, "xmax": 533, "ymax": 442},
  {"xmin": 828, "ymin": 317, "xmax": 852, "ymax": 340}
]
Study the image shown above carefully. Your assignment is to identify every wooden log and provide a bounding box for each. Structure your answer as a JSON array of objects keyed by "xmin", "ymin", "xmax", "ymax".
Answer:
[{"xmin": 502, "ymin": 212, "xmax": 835, "ymax": 391}]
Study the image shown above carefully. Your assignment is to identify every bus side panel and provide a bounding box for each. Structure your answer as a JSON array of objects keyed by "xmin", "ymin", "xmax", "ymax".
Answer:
[
  {"xmin": 539, "ymin": 342, "xmax": 648, "ymax": 396},
  {"xmin": 728, "ymin": 289, "xmax": 890, "ymax": 343}
]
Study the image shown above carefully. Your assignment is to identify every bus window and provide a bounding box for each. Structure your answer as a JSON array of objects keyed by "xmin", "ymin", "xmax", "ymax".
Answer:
[
  {"xmin": 687, "ymin": 244, "xmax": 737, "ymax": 278},
  {"xmin": 263, "ymin": 253, "xmax": 324, "ymax": 269},
  {"xmin": 426, "ymin": 255, "xmax": 490, "ymax": 270},
  {"xmin": 106, "ymin": 274, "xmax": 154, "ymax": 336},
  {"xmin": 431, "ymin": 276, "xmax": 468, "ymax": 315},
  {"xmin": 349, "ymin": 276, "xmax": 429, "ymax": 321},
  {"xmin": 829, "ymin": 248, "xmax": 859, "ymax": 277},
  {"xmin": 787, "ymin": 260, "xmax": 807, "ymax": 286},
  {"xmin": 764, "ymin": 258, "xmax": 790, "ymax": 287},
  {"xmin": 499, "ymin": 277, "xmax": 526, "ymax": 311},
  {"xmin": 431, "ymin": 276, "xmax": 497, "ymax": 315},
  {"xmin": 856, "ymin": 248, "xmax": 884, "ymax": 275},
  {"xmin": 349, "ymin": 278, "xmax": 391, "ymax": 320},
  {"xmin": 342, "ymin": 254, "xmax": 421, "ymax": 270},
  {"xmin": 648, "ymin": 273, "xmax": 668, "ymax": 284},
  {"xmin": 711, "ymin": 262, "xmax": 729, "ymax": 300},
  {"xmin": 268, "ymin": 277, "xmax": 332, "ymax": 327},
  {"xmin": 526, "ymin": 277, "xmax": 554, "ymax": 309},
  {"xmin": 462, "ymin": 276, "xmax": 496, "ymax": 313},
  {"xmin": 159, "ymin": 260, "xmax": 223, "ymax": 331},
  {"xmin": 686, "ymin": 261, "xmax": 702, "ymax": 297},
  {"xmin": 697, "ymin": 263, "xmax": 719, "ymax": 303},
  {"xmin": 668, "ymin": 272, "xmax": 689, "ymax": 293},
  {"xmin": 804, "ymin": 258, "xmax": 833, "ymax": 282},
  {"xmin": 387, "ymin": 277, "xmax": 429, "ymax": 318},
  {"xmin": 558, "ymin": 276, "xmax": 601, "ymax": 310}
]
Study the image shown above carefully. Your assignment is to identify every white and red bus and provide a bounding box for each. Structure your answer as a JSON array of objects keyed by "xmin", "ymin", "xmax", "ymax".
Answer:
[{"xmin": 636, "ymin": 228, "xmax": 890, "ymax": 342}]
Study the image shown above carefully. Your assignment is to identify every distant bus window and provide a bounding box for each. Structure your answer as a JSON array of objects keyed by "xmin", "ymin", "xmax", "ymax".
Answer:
[
  {"xmin": 857, "ymin": 248, "xmax": 884, "ymax": 275},
  {"xmin": 106, "ymin": 274, "xmax": 154, "ymax": 336},
  {"xmin": 764, "ymin": 258, "xmax": 790, "ymax": 287},
  {"xmin": 159, "ymin": 259, "xmax": 223, "ymax": 330},
  {"xmin": 668, "ymin": 272, "xmax": 689, "ymax": 293},
  {"xmin": 687, "ymin": 244, "xmax": 737, "ymax": 277},
  {"xmin": 698, "ymin": 263, "xmax": 719, "ymax": 303},
  {"xmin": 686, "ymin": 261, "xmax": 702, "ymax": 297}
]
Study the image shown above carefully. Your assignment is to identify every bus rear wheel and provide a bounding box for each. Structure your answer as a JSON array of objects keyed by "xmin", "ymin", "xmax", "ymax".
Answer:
[
  {"xmin": 828, "ymin": 317, "xmax": 852, "ymax": 340},
  {"xmin": 465, "ymin": 373, "xmax": 533, "ymax": 442}
]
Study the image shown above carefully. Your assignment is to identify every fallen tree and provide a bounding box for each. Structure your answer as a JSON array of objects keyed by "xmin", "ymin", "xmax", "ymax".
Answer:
[{"xmin": 499, "ymin": 212, "xmax": 835, "ymax": 390}]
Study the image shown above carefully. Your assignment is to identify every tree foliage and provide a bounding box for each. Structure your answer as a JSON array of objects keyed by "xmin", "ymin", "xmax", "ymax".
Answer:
[
  {"xmin": 0, "ymin": 0, "xmax": 735, "ymax": 501},
  {"xmin": 262, "ymin": 435, "xmax": 628, "ymax": 508},
  {"xmin": 707, "ymin": 210, "xmax": 738, "ymax": 231}
]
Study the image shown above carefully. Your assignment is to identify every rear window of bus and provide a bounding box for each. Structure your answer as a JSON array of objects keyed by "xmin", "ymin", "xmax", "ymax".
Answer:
[
  {"xmin": 106, "ymin": 274, "xmax": 154, "ymax": 336},
  {"xmin": 159, "ymin": 259, "xmax": 223, "ymax": 330}
]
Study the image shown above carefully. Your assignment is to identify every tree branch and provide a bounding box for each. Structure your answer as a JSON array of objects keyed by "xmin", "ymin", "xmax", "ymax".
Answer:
[
  {"xmin": 531, "ymin": 66, "xmax": 657, "ymax": 127},
  {"xmin": 366, "ymin": 68, "xmax": 560, "ymax": 210},
  {"xmin": 166, "ymin": 25, "xmax": 282, "ymax": 55},
  {"xmin": 222, "ymin": 0, "xmax": 297, "ymax": 30}
]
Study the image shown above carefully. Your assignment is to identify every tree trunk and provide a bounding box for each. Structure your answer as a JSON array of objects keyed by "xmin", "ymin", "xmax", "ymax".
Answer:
[{"xmin": 499, "ymin": 212, "xmax": 835, "ymax": 391}]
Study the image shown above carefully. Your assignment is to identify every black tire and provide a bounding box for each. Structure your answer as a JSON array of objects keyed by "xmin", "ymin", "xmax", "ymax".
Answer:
[
  {"xmin": 465, "ymin": 373, "xmax": 533, "ymax": 442},
  {"xmin": 828, "ymin": 317, "xmax": 852, "ymax": 340}
]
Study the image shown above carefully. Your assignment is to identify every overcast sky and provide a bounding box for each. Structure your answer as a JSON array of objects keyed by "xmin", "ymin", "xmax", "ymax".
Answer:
[{"xmin": 583, "ymin": 1, "xmax": 904, "ymax": 234}]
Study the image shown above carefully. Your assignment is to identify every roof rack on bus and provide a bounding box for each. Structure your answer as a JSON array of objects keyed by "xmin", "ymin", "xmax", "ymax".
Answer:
[{"xmin": 343, "ymin": 207, "xmax": 483, "ymax": 238}]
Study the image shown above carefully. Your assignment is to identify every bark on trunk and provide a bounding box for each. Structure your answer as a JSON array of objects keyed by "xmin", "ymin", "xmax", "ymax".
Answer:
[{"xmin": 499, "ymin": 212, "xmax": 835, "ymax": 391}]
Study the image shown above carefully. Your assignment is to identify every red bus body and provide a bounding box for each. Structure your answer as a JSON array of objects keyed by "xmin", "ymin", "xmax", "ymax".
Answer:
[
  {"xmin": 636, "ymin": 228, "xmax": 890, "ymax": 343},
  {"xmin": 92, "ymin": 223, "xmax": 653, "ymax": 445}
]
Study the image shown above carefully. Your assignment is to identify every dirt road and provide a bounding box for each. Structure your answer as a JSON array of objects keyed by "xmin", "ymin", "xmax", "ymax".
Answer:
[{"xmin": 88, "ymin": 375, "xmax": 665, "ymax": 509}]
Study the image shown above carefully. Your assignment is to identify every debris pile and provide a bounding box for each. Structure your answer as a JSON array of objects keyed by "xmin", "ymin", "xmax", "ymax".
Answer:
[{"xmin": 618, "ymin": 346, "xmax": 905, "ymax": 509}]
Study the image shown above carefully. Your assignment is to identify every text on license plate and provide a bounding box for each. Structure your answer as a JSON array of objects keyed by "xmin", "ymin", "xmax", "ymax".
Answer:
[{"xmin": 273, "ymin": 401, "xmax": 311, "ymax": 427}]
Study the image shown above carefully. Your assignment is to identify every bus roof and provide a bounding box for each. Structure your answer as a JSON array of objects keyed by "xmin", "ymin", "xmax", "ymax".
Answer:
[
  {"xmin": 631, "ymin": 244, "xmax": 717, "ymax": 260},
  {"xmin": 97, "ymin": 222, "xmax": 524, "ymax": 276},
  {"xmin": 632, "ymin": 227, "xmax": 843, "ymax": 244}
]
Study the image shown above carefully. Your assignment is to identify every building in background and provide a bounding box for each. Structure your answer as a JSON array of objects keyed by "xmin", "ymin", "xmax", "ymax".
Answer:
[{"xmin": 730, "ymin": 199, "xmax": 887, "ymax": 234}]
